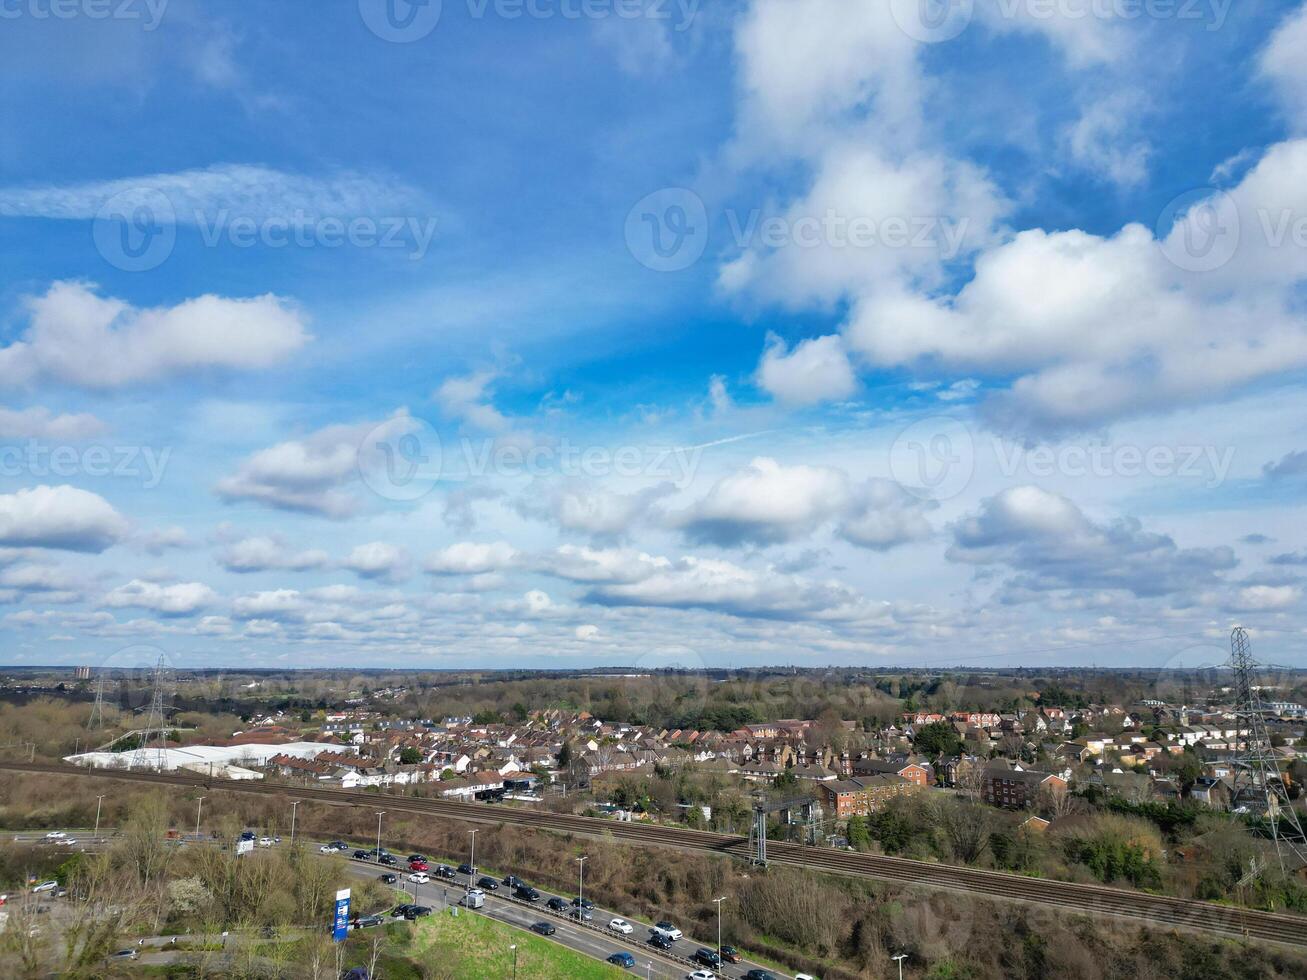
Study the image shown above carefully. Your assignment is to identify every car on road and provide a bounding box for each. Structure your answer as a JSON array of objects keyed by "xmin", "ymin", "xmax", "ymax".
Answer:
[
  {"xmin": 794, "ymin": 974, "xmax": 818, "ymax": 979},
  {"xmin": 108, "ymin": 949, "xmax": 138, "ymax": 961},
  {"xmin": 378, "ymin": 854, "xmax": 397, "ymax": 866},
  {"xmin": 44, "ymin": 832, "xmax": 65, "ymax": 840},
  {"xmin": 389, "ymin": 904, "xmax": 414, "ymax": 918},
  {"xmin": 354, "ymin": 914, "xmax": 384, "ymax": 929},
  {"xmin": 686, "ymin": 972, "xmax": 716, "ymax": 980},
  {"xmin": 457, "ymin": 863, "xmax": 475, "ymax": 875},
  {"xmin": 31, "ymin": 881, "xmax": 57, "ymax": 894},
  {"xmin": 572, "ymin": 895, "xmax": 594, "ymax": 909},
  {"xmin": 530, "ymin": 921, "xmax": 555, "ymax": 936},
  {"xmin": 607, "ymin": 952, "xmax": 636, "ymax": 968},
  {"xmin": 546, "ymin": 897, "xmax": 569, "ymax": 913},
  {"xmin": 502, "ymin": 874, "xmax": 526, "ymax": 890},
  {"xmin": 404, "ymin": 905, "xmax": 432, "ymax": 920},
  {"xmin": 646, "ymin": 933, "xmax": 674, "ymax": 951},
  {"xmin": 434, "ymin": 865, "xmax": 456, "ymax": 879},
  {"xmin": 378, "ymin": 873, "xmax": 398, "ymax": 884},
  {"xmin": 409, "ymin": 860, "xmax": 429, "ymax": 872},
  {"xmin": 239, "ymin": 831, "xmax": 255, "ymax": 841},
  {"xmin": 407, "ymin": 854, "xmax": 426, "ymax": 864},
  {"xmin": 62, "ymin": 838, "xmax": 78, "ymax": 846},
  {"xmin": 514, "ymin": 884, "xmax": 541, "ymax": 902},
  {"xmin": 570, "ymin": 907, "xmax": 592, "ymax": 922},
  {"xmin": 742, "ymin": 971, "xmax": 777, "ymax": 980},
  {"xmin": 461, "ymin": 889, "xmax": 485, "ymax": 909},
  {"xmin": 354, "ymin": 850, "xmax": 371, "ymax": 860},
  {"xmin": 720, "ymin": 946, "xmax": 740, "ymax": 964},
  {"xmin": 693, "ymin": 949, "xmax": 721, "ymax": 968},
  {"xmin": 321, "ymin": 842, "xmax": 348, "ymax": 853},
  {"xmin": 608, "ymin": 917, "xmax": 633, "ymax": 934},
  {"xmin": 476, "ymin": 876, "xmax": 499, "ymax": 891},
  {"xmin": 407, "ymin": 872, "xmax": 430, "ymax": 884},
  {"xmin": 651, "ymin": 921, "xmax": 683, "ymax": 941},
  {"xmin": 259, "ymin": 836, "xmax": 273, "ymax": 847}
]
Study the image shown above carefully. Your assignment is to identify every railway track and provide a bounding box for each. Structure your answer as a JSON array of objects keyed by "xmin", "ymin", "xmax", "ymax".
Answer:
[{"xmin": 3, "ymin": 761, "xmax": 1303, "ymax": 948}]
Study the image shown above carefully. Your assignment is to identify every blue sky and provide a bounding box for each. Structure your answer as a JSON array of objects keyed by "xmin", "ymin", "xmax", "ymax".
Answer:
[{"xmin": 2, "ymin": 0, "xmax": 1307, "ymax": 672}]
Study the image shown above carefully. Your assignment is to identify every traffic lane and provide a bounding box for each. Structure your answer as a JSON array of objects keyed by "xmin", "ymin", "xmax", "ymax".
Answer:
[
  {"xmin": 446, "ymin": 867, "xmax": 785, "ymax": 980},
  {"xmin": 341, "ymin": 863, "xmax": 684, "ymax": 980}
]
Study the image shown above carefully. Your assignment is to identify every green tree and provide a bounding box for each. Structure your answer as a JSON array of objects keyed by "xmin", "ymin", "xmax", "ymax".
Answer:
[
  {"xmin": 913, "ymin": 720, "xmax": 962, "ymax": 759},
  {"xmin": 398, "ymin": 747, "xmax": 422, "ymax": 765}
]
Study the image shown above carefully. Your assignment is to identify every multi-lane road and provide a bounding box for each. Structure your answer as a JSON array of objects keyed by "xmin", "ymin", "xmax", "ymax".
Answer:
[{"xmin": 3, "ymin": 761, "xmax": 1304, "ymax": 951}]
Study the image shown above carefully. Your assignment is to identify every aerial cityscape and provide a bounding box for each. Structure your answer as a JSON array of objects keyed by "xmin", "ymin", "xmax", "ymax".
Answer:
[{"xmin": 2, "ymin": 0, "xmax": 1307, "ymax": 977}]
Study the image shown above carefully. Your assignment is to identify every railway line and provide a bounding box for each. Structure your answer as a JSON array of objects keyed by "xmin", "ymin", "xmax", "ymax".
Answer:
[{"xmin": 3, "ymin": 760, "xmax": 1304, "ymax": 949}]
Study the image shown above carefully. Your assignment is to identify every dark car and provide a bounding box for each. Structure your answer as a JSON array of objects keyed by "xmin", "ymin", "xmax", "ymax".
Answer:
[
  {"xmin": 457, "ymin": 863, "xmax": 475, "ymax": 875},
  {"xmin": 742, "ymin": 971, "xmax": 777, "ymax": 980},
  {"xmin": 239, "ymin": 831, "xmax": 256, "ymax": 841},
  {"xmin": 646, "ymin": 933, "xmax": 674, "ymax": 950},
  {"xmin": 329, "ymin": 840, "xmax": 348, "ymax": 850},
  {"xmin": 377, "ymin": 854, "xmax": 397, "ymax": 866},
  {"xmin": 721, "ymin": 945, "xmax": 741, "ymax": 963},
  {"xmin": 693, "ymin": 949, "xmax": 721, "ymax": 968},
  {"xmin": 514, "ymin": 885, "xmax": 541, "ymax": 902},
  {"xmin": 530, "ymin": 921, "xmax": 555, "ymax": 936},
  {"xmin": 403, "ymin": 906, "xmax": 433, "ymax": 920},
  {"xmin": 607, "ymin": 952, "xmax": 636, "ymax": 968},
  {"xmin": 569, "ymin": 907, "xmax": 592, "ymax": 922},
  {"xmin": 389, "ymin": 904, "xmax": 414, "ymax": 918},
  {"xmin": 378, "ymin": 873, "xmax": 398, "ymax": 884},
  {"xmin": 545, "ymin": 896, "xmax": 569, "ymax": 913},
  {"xmin": 502, "ymin": 874, "xmax": 526, "ymax": 889},
  {"xmin": 434, "ymin": 865, "xmax": 456, "ymax": 880},
  {"xmin": 475, "ymin": 876, "xmax": 498, "ymax": 891},
  {"xmin": 571, "ymin": 896, "xmax": 594, "ymax": 910},
  {"xmin": 353, "ymin": 914, "xmax": 384, "ymax": 929},
  {"xmin": 407, "ymin": 854, "xmax": 426, "ymax": 863},
  {"xmin": 354, "ymin": 849, "xmax": 371, "ymax": 860}
]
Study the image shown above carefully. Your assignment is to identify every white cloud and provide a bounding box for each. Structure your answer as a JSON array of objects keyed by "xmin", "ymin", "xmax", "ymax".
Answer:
[
  {"xmin": 232, "ymin": 589, "xmax": 308, "ymax": 620},
  {"xmin": 425, "ymin": 541, "xmax": 520, "ymax": 575},
  {"xmin": 678, "ymin": 457, "xmax": 850, "ymax": 545},
  {"xmin": 0, "ymin": 485, "xmax": 128, "ymax": 553},
  {"xmin": 434, "ymin": 370, "xmax": 511, "ymax": 432},
  {"xmin": 216, "ymin": 535, "xmax": 329, "ymax": 573},
  {"xmin": 343, "ymin": 541, "xmax": 410, "ymax": 581},
  {"xmin": 217, "ymin": 413, "xmax": 412, "ymax": 518},
  {"xmin": 948, "ymin": 486, "xmax": 1237, "ymax": 599},
  {"xmin": 756, "ymin": 334, "xmax": 856, "ymax": 406},
  {"xmin": 1062, "ymin": 95, "xmax": 1150, "ymax": 187},
  {"xmin": 1261, "ymin": 4, "xmax": 1307, "ymax": 132},
  {"xmin": 1230, "ymin": 584, "xmax": 1301, "ymax": 612},
  {"xmin": 523, "ymin": 481, "xmax": 673, "ymax": 539},
  {"xmin": 0, "ymin": 406, "xmax": 107, "ymax": 440},
  {"xmin": 103, "ymin": 579, "xmax": 216, "ymax": 616},
  {"xmin": 575, "ymin": 623, "xmax": 600, "ymax": 640},
  {"xmin": 0, "ymin": 281, "xmax": 309, "ymax": 389},
  {"xmin": 838, "ymin": 478, "xmax": 935, "ymax": 551}
]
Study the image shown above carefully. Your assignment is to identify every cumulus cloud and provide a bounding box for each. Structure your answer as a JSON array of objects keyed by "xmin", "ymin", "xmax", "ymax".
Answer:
[
  {"xmin": 1229, "ymin": 583, "xmax": 1301, "ymax": 612},
  {"xmin": 0, "ymin": 485, "xmax": 128, "ymax": 553},
  {"xmin": 217, "ymin": 413, "xmax": 413, "ymax": 518},
  {"xmin": 216, "ymin": 535, "xmax": 329, "ymax": 573},
  {"xmin": 948, "ymin": 486, "xmax": 1237, "ymax": 599},
  {"xmin": 756, "ymin": 334, "xmax": 856, "ymax": 406},
  {"xmin": 102, "ymin": 579, "xmax": 216, "ymax": 616},
  {"xmin": 342, "ymin": 541, "xmax": 410, "ymax": 581},
  {"xmin": 0, "ymin": 406, "xmax": 107, "ymax": 440},
  {"xmin": 575, "ymin": 623, "xmax": 600, "ymax": 640},
  {"xmin": 425, "ymin": 541, "xmax": 520, "ymax": 575},
  {"xmin": 1261, "ymin": 3, "xmax": 1307, "ymax": 132},
  {"xmin": 677, "ymin": 458, "xmax": 933, "ymax": 550},
  {"xmin": 519, "ymin": 480, "xmax": 674, "ymax": 540},
  {"xmin": 0, "ymin": 281, "xmax": 309, "ymax": 389},
  {"xmin": 434, "ymin": 370, "xmax": 511, "ymax": 432},
  {"xmin": 1264, "ymin": 449, "xmax": 1307, "ymax": 480}
]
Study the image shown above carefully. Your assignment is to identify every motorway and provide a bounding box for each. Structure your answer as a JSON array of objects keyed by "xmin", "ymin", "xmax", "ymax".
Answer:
[
  {"xmin": 3, "ymin": 761, "xmax": 1305, "ymax": 951},
  {"xmin": 340, "ymin": 857, "xmax": 766, "ymax": 980}
]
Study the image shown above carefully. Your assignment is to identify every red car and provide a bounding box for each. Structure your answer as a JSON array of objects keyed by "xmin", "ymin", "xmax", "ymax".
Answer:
[{"xmin": 408, "ymin": 860, "xmax": 429, "ymax": 872}]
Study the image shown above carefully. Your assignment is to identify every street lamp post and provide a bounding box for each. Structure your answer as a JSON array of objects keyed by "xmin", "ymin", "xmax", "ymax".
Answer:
[
  {"xmin": 892, "ymin": 952, "xmax": 909, "ymax": 980},
  {"xmin": 375, "ymin": 812, "xmax": 386, "ymax": 859},
  {"xmin": 93, "ymin": 795, "xmax": 105, "ymax": 841},
  {"xmin": 467, "ymin": 829, "xmax": 478, "ymax": 894},
  {"xmin": 713, "ymin": 896, "xmax": 726, "ymax": 966},
  {"xmin": 289, "ymin": 801, "xmax": 299, "ymax": 846},
  {"xmin": 576, "ymin": 855, "xmax": 587, "ymax": 915},
  {"xmin": 510, "ymin": 943, "xmax": 518, "ymax": 980},
  {"xmin": 194, "ymin": 797, "xmax": 205, "ymax": 840}
]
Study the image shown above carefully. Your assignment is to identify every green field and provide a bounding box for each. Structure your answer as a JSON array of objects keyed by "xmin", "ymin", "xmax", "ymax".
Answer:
[{"xmin": 408, "ymin": 911, "xmax": 627, "ymax": 979}]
